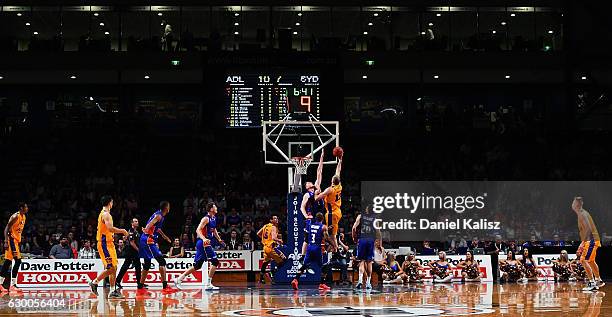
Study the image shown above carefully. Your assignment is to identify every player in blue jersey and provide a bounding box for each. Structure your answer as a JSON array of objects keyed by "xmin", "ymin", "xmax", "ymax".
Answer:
[
  {"xmin": 352, "ymin": 205, "xmax": 379, "ymax": 290},
  {"xmin": 291, "ymin": 212, "xmax": 330, "ymax": 291},
  {"xmin": 174, "ymin": 202, "xmax": 225, "ymax": 290},
  {"xmin": 138, "ymin": 201, "xmax": 177, "ymax": 294},
  {"xmin": 299, "ymin": 151, "xmax": 325, "ymax": 265}
]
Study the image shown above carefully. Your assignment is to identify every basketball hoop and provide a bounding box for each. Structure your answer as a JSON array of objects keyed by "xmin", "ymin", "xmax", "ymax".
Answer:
[{"xmin": 291, "ymin": 156, "xmax": 312, "ymax": 175}]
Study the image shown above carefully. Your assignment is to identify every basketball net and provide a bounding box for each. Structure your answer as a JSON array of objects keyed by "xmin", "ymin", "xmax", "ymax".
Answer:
[{"xmin": 291, "ymin": 156, "xmax": 312, "ymax": 175}]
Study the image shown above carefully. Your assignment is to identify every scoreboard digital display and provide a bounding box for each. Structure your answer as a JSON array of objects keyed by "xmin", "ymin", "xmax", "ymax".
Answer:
[{"xmin": 225, "ymin": 73, "xmax": 320, "ymax": 128}]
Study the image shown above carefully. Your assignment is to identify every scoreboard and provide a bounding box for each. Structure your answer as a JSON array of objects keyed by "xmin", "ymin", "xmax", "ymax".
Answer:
[{"xmin": 225, "ymin": 72, "xmax": 320, "ymax": 128}]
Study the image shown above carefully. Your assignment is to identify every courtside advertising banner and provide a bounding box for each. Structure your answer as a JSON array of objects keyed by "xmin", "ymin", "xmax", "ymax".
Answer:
[
  {"xmin": 362, "ymin": 181, "xmax": 612, "ymax": 242},
  {"xmin": 17, "ymin": 258, "xmax": 205, "ymax": 288}
]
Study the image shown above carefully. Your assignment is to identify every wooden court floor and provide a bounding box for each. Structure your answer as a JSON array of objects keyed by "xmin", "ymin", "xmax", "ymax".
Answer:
[{"xmin": 0, "ymin": 281, "xmax": 608, "ymax": 316}]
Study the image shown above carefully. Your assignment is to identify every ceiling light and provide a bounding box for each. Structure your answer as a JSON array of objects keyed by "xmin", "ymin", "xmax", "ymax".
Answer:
[
  {"xmin": 492, "ymin": 30, "xmax": 497, "ymax": 34},
  {"xmin": 104, "ymin": 31, "xmax": 110, "ymax": 35},
  {"xmin": 428, "ymin": 22, "xmax": 434, "ymax": 26},
  {"xmin": 363, "ymin": 31, "xmax": 368, "ymax": 35},
  {"xmin": 416, "ymin": 97, "xmax": 422, "ymax": 101},
  {"xmin": 501, "ymin": 22, "xmax": 507, "ymax": 26},
  {"xmin": 70, "ymin": 75, "xmax": 77, "ymax": 79},
  {"xmin": 368, "ymin": 22, "xmax": 373, "ymax": 26},
  {"xmin": 548, "ymin": 30, "xmax": 554, "ymax": 34},
  {"xmin": 433, "ymin": 75, "xmax": 439, "ymax": 79},
  {"xmin": 33, "ymin": 31, "xmax": 38, "ymax": 35},
  {"xmin": 373, "ymin": 13, "xmax": 379, "ymax": 17},
  {"xmin": 581, "ymin": 76, "xmax": 587, "ymax": 80},
  {"xmin": 293, "ymin": 31, "xmax": 298, "ymax": 35},
  {"xmin": 505, "ymin": 75, "xmax": 511, "ymax": 79},
  {"xmin": 93, "ymin": 13, "xmax": 99, "ymax": 17},
  {"xmin": 158, "ymin": 12, "xmax": 163, "ymax": 16},
  {"xmin": 234, "ymin": 31, "xmax": 239, "ymax": 35},
  {"xmin": 17, "ymin": 13, "xmax": 22, "ymax": 17},
  {"xmin": 0, "ymin": 76, "xmax": 3, "ymax": 80},
  {"xmin": 99, "ymin": 22, "xmax": 105, "ymax": 26},
  {"xmin": 25, "ymin": 22, "xmax": 31, "ymax": 26},
  {"xmin": 362, "ymin": 75, "xmax": 368, "ymax": 79},
  {"xmin": 234, "ymin": 22, "xmax": 239, "ymax": 26},
  {"xmin": 295, "ymin": 22, "xmax": 300, "ymax": 26},
  {"xmin": 421, "ymin": 31, "xmax": 426, "ymax": 35},
  {"xmin": 436, "ymin": 13, "xmax": 442, "ymax": 17},
  {"xmin": 298, "ymin": 12, "xmax": 302, "ymax": 17},
  {"xmin": 144, "ymin": 75, "xmax": 150, "ymax": 79},
  {"xmin": 510, "ymin": 13, "xmax": 516, "ymax": 17},
  {"xmin": 234, "ymin": 13, "xmax": 240, "ymax": 17}
]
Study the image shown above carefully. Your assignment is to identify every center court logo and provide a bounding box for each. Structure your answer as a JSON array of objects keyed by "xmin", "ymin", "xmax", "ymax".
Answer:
[{"xmin": 223, "ymin": 306, "xmax": 494, "ymax": 316}]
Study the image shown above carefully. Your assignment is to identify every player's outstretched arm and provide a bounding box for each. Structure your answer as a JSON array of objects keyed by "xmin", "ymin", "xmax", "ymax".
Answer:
[
  {"xmin": 335, "ymin": 156, "xmax": 342, "ymax": 177},
  {"xmin": 315, "ymin": 187, "xmax": 332, "ymax": 201},
  {"xmin": 315, "ymin": 149, "xmax": 324, "ymax": 190}
]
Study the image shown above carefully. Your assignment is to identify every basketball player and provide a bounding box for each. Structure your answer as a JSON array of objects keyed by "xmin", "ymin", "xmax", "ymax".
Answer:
[
  {"xmin": 315, "ymin": 151, "xmax": 342, "ymax": 252},
  {"xmin": 258, "ymin": 215, "xmax": 287, "ymax": 284},
  {"xmin": 291, "ymin": 212, "xmax": 330, "ymax": 291},
  {"xmin": 88, "ymin": 196, "xmax": 128, "ymax": 298},
  {"xmin": 138, "ymin": 201, "xmax": 178, "ymax": 294},
  {"xmin": 299, "ymin": 151, "xmax": 325, "ymax": 264},
  {"xmin": 352, "ymin": 205, "xmax": 378, "ymax": 290},
  {"xmin": 572, "ymin": 197, "xmax": 605, "ymax": 291},
  {"xmin": 174, "ymin": 202, "xmax": 224, "ymax": 290},
  {"xmin": 0, "ymin": 202, "xmax": 28, "ymax": 292}
]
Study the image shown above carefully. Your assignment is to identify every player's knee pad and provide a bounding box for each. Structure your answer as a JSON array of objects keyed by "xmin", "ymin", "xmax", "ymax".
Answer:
[
  {"xmin": 210, "ymin": 258, "xmax": 219, "ymax": 267},
  {"xmin": 155, "ymin": 256, "xmax": 166, "ymax": 267},
  {"xmin": 143, "ymin": 259, "xmax": 152, "ymax": 270},
  {"xmin": 193, "ymin": 260, "xmax": 205, "ymax": 270}
]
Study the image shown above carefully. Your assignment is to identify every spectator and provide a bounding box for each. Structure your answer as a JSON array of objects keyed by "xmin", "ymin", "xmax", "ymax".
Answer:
[
  {"xmin": 421, "ymin": 240, "xmax": 435, "ymax": 255},
  {"xmin": 242, "ymin": 233, "xmax": 254, "ymax": 251},
  {"xmin": 49, "ymin": 236, "xmax": 74, "ymax": 259},
  {"xmin": 373, "ymin": 239, "xmax": 387, "ymax": 283},
  {"xmin": 67, "ymin": 232, "xmax": 79, "ymax": 251},
  {"xmin": 180, "ymin": 233, "xmax": 193, "ymax": 249},
  {"xmin": 255, "ymin": 193, "xmax": 269, "ymax": 211},
  {"xmin": 470, "ymin": 237, "xmax": 484, "ymax": 250},
  {"xmin": 78, "ymin": 240, "xmax": 97, "ymax": 259},
  {"xmin": 168, "ymin": 238, "xmax": 185, "ymax": 258},
  {"xmin": 116, "ymin": 239, "xmax": 126, "ymax": 258},
  {"xmin": 227, "ymin": 231, "xmax": 241, "ymax": 250},
  {"xmin": 226, "ymin": 208, "xmax": 241, "ymax": 227},
  {"xmin": 82, "ymin": 224, "xmax": 96, "ymax": 245},
  {"xmin": 52, "ymin": 224, "xmax": 64, "ymax": 242}
]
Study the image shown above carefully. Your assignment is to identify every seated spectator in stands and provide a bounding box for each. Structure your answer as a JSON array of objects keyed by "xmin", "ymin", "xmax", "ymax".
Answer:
[
  {"xmin": 67, "ymin": 232, "xmax": 79, "ymax": 251},
  {"xmin": 227, "ymin": 230, "xmax": 242, "ymax": 250},
  {"xmin": 470, "ymin": 237, "xmax": 484, "ymax": 250},
  {"xmin": 20, "ymin": 236, "xmax": 32, "ymax": 254},
  {"xmin": 49, "ymin": 236, "xmax": 74, "ymax": 259},
  {"xmin": 116, "ymin": 239, "xmax": 126, "ymax": 258},
  {"xmin": 242, "ymin": 233, "xmax": 254, "ymax": 251},
  {"xmin": 78, "ymin": 240, "xmax": 97, "ymax": 259},
  {"xmin": 522, "ymin": 235, "xmax": 540, "ymax": 249},
  {"xmin": 168, "ymin": 238, "xmax": 185, "ymax": 258},
  {"xmin": 242, "ymin": 222, "xmax": 258, "ymax": 245},
  {"xmin": 421, "ymin": 240, "xmax": 435, "ymax": 255},
  {"xmin": 181, "ymin": 233, "xmax": 193, "ymax": 249},
  {"xmin": 82, "ymin": 224, "xmax": 96, "ymax": 245},
  {"xmin": 52, "ymin": 224, "xmax": 64, "ymax": 242},
  {"xmin": 226, "ymin": 208, "xmax": 241, "ymax": 227},
  {"xmin": 255, "ymin": 193, "xmax": 269, "ymax": 211}
]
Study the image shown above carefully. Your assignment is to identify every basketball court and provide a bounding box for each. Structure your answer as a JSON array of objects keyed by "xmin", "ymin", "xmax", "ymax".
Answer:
[{"xmin": 0, "ymin": 282, "xmax": 607, "ymax": 316}]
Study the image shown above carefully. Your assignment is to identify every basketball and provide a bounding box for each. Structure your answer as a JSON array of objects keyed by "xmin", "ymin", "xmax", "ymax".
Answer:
[{"xmin": 333, "ymin": 146, "xmax": 344, "ymax": 158}]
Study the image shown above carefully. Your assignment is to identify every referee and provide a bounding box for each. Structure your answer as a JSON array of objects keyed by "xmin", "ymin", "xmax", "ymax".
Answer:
[{"xmin": 116, "ymin": 218, "xmax": 143, "ymax": 289}]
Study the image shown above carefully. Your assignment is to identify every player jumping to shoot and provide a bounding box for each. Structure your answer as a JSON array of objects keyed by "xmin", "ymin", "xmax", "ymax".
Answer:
[
  {"xmin": 291, "ymin": 212, "xmax": 331, "ymax": 291},
  {"xmin": 572, "ymin": 197, "xmax": 605, "ymax": 291},
  {"xmin": 316, "ymin": 147, "xmax": 343, "ymax": 253},
  {"xmin": 175, "ymin": 202, "xmax": 224, "ymax": 290},
  {"xmin": 258, "ymin": 215, "xmax": 287, "ymax": 283}
]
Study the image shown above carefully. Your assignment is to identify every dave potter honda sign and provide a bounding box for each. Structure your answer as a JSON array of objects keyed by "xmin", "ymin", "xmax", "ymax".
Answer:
[{"xmin": 362, "ymin": 181, "xmax": 612, "ymax": 242}]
